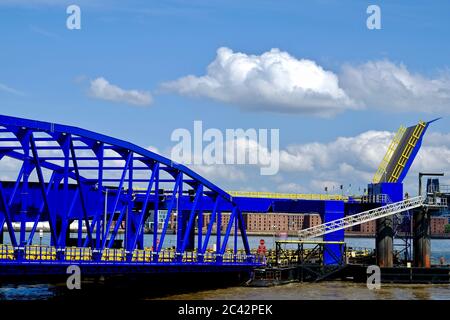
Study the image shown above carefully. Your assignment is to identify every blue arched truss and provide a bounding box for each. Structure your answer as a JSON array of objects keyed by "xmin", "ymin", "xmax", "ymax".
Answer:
[{"xmin": 0, "ymin": 115, "xmax": 252, "ymax": 266}]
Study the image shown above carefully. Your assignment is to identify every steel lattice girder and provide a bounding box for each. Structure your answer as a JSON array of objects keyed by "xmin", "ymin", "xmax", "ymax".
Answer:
[{"xmin": 0, "ymin": 115, "xmax": 251, "ymax": 261}]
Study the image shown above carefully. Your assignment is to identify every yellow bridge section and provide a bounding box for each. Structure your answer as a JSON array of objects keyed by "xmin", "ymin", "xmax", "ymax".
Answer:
[
  {"xmin": 388, "ymin": 121, "xmax": 426, "ymax": 182},
  {"xmin": 372, "ymin": 125, "xmax": 406, "ymax": 183},
  {"xmin": 372, "ymin": 120, "xmax": 426, "ymax": 183},
  {"xmin": 228, "ymin": 191, "xmax": 348, "ymax": 201}
]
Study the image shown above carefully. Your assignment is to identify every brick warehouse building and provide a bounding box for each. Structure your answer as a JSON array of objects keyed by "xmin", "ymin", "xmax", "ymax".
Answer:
[
  {"xmin": 168, "ymin": 212, "xmax": 322, "ymax": 235},
  {"xmin": 244, "ymin": 213, "xmax": 321, "ymax": 234},
  {"xmin": 166, "ymin": 212, "xmax": 449, "ymax": 237},
  {"xmin": 431, "ymin": 216, "xmax": 448, "ymax": 235},
  {"xmin": 346, "ymin": 220, "xmax": 376, "ymax": 236}
]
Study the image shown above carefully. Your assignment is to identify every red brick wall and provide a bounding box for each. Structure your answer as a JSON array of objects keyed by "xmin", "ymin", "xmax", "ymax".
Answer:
[
  {"xmin": 431, "ymin": 217, "xmax": 447, "ymax": 235},
  {"xmin": 171, "ymin": 212, "xmax": 449, "ymax": 236},
  {"xmin": 360, "ymin": 220, "xmax": 376, "ymax": 234}
]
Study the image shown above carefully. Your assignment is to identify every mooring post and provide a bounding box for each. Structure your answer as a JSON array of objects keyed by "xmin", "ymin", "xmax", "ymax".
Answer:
[
  {"xmin": 375, "ymin": 216, "xmax": 394, "ymax": 267},
  {"xmin": 371, "ymin": 182, "xmax": 403, "ymax": 268},
  {"xmin": 413, "ymin": 207, "xmax": 431, "ymax": 268}
]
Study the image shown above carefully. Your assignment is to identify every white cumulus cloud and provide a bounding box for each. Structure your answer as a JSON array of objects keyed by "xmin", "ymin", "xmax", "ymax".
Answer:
[
  {"xmin": 277, "ymin": 182, "xmax": 308, "ymax": 193},
  {"xmin": 191, "ymin": 164, "xmax": 246, "ymax": 183},
  {"xmin": 162, "ymin": 47, "xmax": 450, "ymax": 116},
  {"xmin": 275, "ymin": 128, "xmax": 450, "ymax": 194},
  {"xmin": 340, "ymin": 60, "xmax": 450, "ymax": 113},
  {"xmin": 89, "ymin": 77, "xmax": 153, "ymax": 106},
  {"xmin": 162, "ymin": 47, "xmax": 357, "ymax": 116},
  {"xmin": 1, "ymin": 124, "xmax": 450, "ymax": 195},
  {"xmin": 279, "ymin": 130, "xmax": 393, "ymax": 175}
]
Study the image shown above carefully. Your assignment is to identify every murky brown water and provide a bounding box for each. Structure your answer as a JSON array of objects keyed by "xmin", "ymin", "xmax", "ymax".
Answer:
[
  {"xmin": 1, "ymin": 280, "xmax": 450, "ymax": 300},
  {"xmin": 156, "ymin": 281, "xmax": 450, "ymax": 300},
  {"xmin": 2, "ymin": 237, "xmax": 450, "ymax": 300}
]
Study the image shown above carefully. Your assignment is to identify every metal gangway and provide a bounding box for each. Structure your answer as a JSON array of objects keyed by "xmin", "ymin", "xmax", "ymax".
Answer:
[{"xmin": 298, "ymin": 196, "xmax": 425, "ymax": 239}]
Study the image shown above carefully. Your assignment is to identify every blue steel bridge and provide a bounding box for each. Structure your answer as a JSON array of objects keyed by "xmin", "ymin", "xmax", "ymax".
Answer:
[{"xmin": 0, "ymin": 115, "xmax": 442, "ymax": 278}]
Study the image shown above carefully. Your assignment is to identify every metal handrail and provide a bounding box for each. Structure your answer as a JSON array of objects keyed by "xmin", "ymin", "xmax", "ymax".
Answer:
[
  {"xmin": 360, "ymin": 194, "xmax": 392, "ymax": 203},
  {"xmin": 228, "ymin": 190, "xmax": 348, "ymax": 201},
  {"xmin": 373, "ymin": 125, "xmax": 406, "ymax": 183},
  {"xmin": 425, "ymin": 196, "xmax": 448, "ymax": 207},
  {"xmin": 389, "ymin": 121, "xmax": 426, "ymax": 182},
  {"xmin": 298, "ymin": 196, "xmax": 424, "ymax": 239},
  {"xmin": 0, "ymin": 244, "xmax": 262, "ymax": 265}
]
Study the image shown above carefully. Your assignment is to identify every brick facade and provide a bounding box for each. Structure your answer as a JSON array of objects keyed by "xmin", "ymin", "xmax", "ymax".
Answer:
[
  {"xmin": 431, "ymin": 217, "xmax": 448, "ymax": 235},
  {"xmin": 166, "ymin": 211, "xmax": 449, "ymax": 236}
]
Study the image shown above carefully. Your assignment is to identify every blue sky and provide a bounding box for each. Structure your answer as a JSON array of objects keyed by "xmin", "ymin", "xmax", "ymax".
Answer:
[{"xmin": 1, "ymin": 0, "xmax": 450, "ymax": 194}]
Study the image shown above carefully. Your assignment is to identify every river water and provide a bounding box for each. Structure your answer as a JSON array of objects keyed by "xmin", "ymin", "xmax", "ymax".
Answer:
[
  {"xmin": 158, "ymin": 281, "xmax": 450, "ymax": 300},
  {"xmin": 1, "ymin": 235, "xmax": 450, "ymax": 300}
]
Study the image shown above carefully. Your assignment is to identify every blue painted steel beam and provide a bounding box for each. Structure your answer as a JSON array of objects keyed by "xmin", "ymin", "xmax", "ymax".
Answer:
[
  {"xmin": 29, "ymin": 133, "xmax": 59, "ymax": 247},
  {"xmin": 180, "ymin": 184, "xmax": 202, "ymax": 253},
  {"xmin": 69, "ymin": 136, "xmax": 94, "ymax": 249},
  {"xmin": 0, "ymin": 114, "xmax": 259, "ymax": 269},
  {"xmin": 201, "ymin": 197, "xmax": 219, "ymax": 254},
  {"xmin": 397, "ymin": 120, "xmax": 433, "ymax": 183},
  {"xmin": 220, "ymin": 207, "xmax": 237, "ymax": 255},
  {"xmin": 157, "ymin": 172, "xmax": 182, "ymax": 253},
  {"xmin": 236, "ymin": 207, "xmax": 251, "ymax": 255},
  {"xmin": 0, "ymin": 183, "xmax": 18, "ymax": 247},
  {"xmin": 129, "ymin": 162, "xmax": 158, "ymax": 252},
  {"xmin": 27, "ymin": 172, "xmax": 57, "ymax": 245},
  {"xmin": 101, "ymin": 151, "xmax": 132, "ymax": 250},
  {"xmin": 0, "ymin": 115, "xmax": 232, "ymax": 201}
]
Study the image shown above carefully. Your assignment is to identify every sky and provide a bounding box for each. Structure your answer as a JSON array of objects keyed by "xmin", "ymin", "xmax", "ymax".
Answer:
[{"xmin": 0, "ymin": 0, "xmax": 450, "ymax": 195}]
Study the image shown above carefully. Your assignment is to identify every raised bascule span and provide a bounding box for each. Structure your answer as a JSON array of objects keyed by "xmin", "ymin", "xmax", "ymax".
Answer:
[
  {"xmin": 372, "ymin": 119, "xmax": 438, "ymax": 184},
  {"xmin": 297, "ymin": 119, "xmax": 437, "ymax": 237}
]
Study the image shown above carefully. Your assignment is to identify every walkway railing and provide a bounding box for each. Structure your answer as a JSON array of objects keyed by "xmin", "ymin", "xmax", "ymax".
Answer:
[
  {"xmin": 389, "ymin": 121, "xmax": 426, "ymax": 182},
  {"xmin": 228, "ymin": 191, "xmax": 348, "ymax": 201},
  {"xmin": 372, "ymin": 125, "xmax": 406, "ymax": 183},
  {"xmin": 359, "ymin": 194, "xmax": 391, "ymax": 204},
  {"xmin": 0, "ymin": 244, "xmax": 264, "ymax": 265},
  {"xmin": 298, "ymin": 196, "xmax": 424, "ymax": 239}
]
